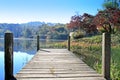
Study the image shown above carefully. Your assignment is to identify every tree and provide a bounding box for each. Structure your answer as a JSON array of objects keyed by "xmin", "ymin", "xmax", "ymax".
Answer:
[
  {"xmin": 82, "ymin": 13, "xmax": 98, "ymax": 35},
  {"xmin": 67, "ymin": 15, "xmax": 83, "ymax": 31},
  {"xmin": 67, "ymin": 13, "xmax": 98, "ymax": 36},
  {"xmin": 23, "ymin": 28, "xmax": 32, "ymax": 38},
  {"xmin": 103, "ymin": 0, "xmax": 120, "ymax": 9},
  {"xmin": 93, "ymin": 8, "xmax": 120, "ymax": 33}
]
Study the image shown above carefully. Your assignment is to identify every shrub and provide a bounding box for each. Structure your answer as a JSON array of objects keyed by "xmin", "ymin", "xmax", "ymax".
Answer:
[{"xmin": 72, "ymin": 30, "xmax": 85, "ymax": 39}]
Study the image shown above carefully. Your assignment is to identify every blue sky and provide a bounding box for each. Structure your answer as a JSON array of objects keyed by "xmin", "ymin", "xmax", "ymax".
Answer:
[{"xmin": 0, "ymin": 0, "xmax": 104, "ymax": 23}]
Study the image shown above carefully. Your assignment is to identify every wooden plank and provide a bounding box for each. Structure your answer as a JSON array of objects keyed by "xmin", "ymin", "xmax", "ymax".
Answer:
[
  {"xmin": 15, "ymin": 73, "xmax": 103, "ymax": 78},
  {"xmin": 15, "ymin": 49, "xmax": 105, "ymax": 80},
  {"xmin": 15, "ymin": 77, "xmax": 105, "ymax": 80},
  {"xmin": 18, "ymin": 70, "xmax": 97, "ymax": 74}
]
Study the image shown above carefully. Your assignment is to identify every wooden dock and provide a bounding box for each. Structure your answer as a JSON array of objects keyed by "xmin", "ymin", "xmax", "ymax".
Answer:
[{"xmin": 15, "ymin": 49, "xmax": 105, "ymax": 80}]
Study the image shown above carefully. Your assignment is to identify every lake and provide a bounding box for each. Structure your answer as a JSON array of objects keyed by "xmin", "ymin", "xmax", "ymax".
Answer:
[
  {"xmin": 0, "ymin": 38, "xmax": 65, "ymax": 80},
  {"xmin": 0, "ymin": 38, "xmax": 37, "ymax": 80}
]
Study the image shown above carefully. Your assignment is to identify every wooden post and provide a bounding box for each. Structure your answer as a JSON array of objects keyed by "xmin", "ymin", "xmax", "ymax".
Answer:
[
  {"xmin": 37, "ymin": 35, "xmax": 40, "ymax": 51},
  {"xmin": 68, "ymin": 36, "xmax": 70, "ymax": 51},
  {"xmin": 102, "ymin": 33, "xmax": 111, "ymax": 80},
  {"xmin": 4, "ymin": 33, "xmax": 13, "ymax": 80}
]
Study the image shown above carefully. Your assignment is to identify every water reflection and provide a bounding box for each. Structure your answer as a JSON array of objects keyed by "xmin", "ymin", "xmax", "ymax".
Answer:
[
  {"xmin": 0, "ymin": 51, "xmax": 34, "ymax": 80},
  {"xmin": 0, "ymin": 38, "xmax": 65, "ymax": 80},
  {"xmin": 0, "ymin": 38, "xmax": 37, "ymax": 52}
]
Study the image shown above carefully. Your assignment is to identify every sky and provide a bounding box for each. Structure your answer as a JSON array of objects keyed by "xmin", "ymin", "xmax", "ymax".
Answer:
[{"xmin": 0, "ymin": 0, "xmax": 104, "ymax": 24}]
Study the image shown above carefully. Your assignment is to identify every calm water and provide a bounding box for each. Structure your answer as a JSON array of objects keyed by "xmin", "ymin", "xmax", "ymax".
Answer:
[
  {"xmin": 0, "ymin": 38, "xmax": 65, "ymax": 80},
  {"xmin": 0, "ymin": 39, "xmax": 36, "ymax": 80},
  {"xmin": 0, "ymin": 51, "xmax": 34, "ymax": 80}
]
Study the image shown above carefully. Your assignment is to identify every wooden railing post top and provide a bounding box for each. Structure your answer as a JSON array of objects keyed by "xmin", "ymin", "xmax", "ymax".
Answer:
[
  {"xmin": 103, "ymin": 32, "xmax": 111, "ymax": 35},
  {"xmin": 5, "ymin": 32, "xmax": 13, "ymax": 35},
  {"xmin": 5, "ymin": 32, "xmax": 12, "ymax": 33},
  {"xmin": 5, "ymin": 32, "xmax": 13, "ymax": 36}
]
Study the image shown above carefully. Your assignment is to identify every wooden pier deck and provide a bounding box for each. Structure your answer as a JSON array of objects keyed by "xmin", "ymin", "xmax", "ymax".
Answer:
[{"xmin": 15, "ymin": 49, "xmax": 105, "ymax": 80}]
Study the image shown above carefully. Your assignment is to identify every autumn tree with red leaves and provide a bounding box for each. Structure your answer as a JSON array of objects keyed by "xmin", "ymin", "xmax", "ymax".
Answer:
[
  {"xmin": 67, "ymin": 15, "xmax": 83, "ymax": 31},
  {"xmin": 93, "ymin": 8, "xmax": 120, "ymax": 33},
  {"xmin": 67, "ymin": 13, "xmax": 98, "ymax": 36},
  {"xmin": 82, "ymin": 13, "xmax": 98, "ymax": 35}
]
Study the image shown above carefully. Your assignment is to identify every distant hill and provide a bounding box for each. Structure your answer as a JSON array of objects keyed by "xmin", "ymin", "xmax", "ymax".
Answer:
[
  {"xmin": 0, "ymin": 22, "xmax": 68, "ymax": 39},
  {"xmin": 0, "ymin": 23, "xmax": 22, "ymax": 37},
  {"xmin": 21, "ymin": 21, "xmax": 45, "ymax": 27},
  {"xmin": 21, "ymin": 21, "xmax": 56, "ymax": 27}
]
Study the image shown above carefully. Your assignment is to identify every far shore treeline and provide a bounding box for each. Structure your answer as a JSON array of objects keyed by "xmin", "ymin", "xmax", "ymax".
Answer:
[{"xmin": 0, "ymin": 22, "xmax": 69, "ymax": 40}]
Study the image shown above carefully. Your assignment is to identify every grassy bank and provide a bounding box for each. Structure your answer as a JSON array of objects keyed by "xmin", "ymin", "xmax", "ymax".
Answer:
[
  {"xmin": 72, "ymin": 34, "xmax": 120, "ymax": 80},
  {"xmin": 51, "ymin": 34, "xmax": 120, "ymax": 80}
]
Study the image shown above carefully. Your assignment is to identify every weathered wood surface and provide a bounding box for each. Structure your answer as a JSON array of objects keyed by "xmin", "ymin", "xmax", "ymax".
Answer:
[
  {"xmin": 4, "ymin": 33, "xmax": 14, "ymax": 80},
  {"xmin": 15, "ymin": 49, "xmax": 105, "ymax": 80},
  {"xmin": 102, "ymin": 33, "xmax": 111, "ymax": 80}
]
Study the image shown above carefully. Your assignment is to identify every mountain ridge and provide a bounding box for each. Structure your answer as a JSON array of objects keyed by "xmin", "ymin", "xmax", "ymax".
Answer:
[{"xmin": 0, "ymin": 21, "xmax": 67, "ymax": 38}]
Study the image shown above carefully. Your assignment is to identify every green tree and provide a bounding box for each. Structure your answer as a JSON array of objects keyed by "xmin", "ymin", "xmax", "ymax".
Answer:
[
  {"xmin": 103, "ymin": 0, "xmax": 120, "ymax": 9},
  {"xmin": 23, "ymin": 28, "xmax": 32, "ymax": 38}
]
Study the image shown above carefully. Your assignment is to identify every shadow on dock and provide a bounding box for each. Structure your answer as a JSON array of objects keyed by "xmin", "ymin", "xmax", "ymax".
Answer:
[{"xmin": 39, "ymin": 49, "xmax": 51, "ymax": 52}]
